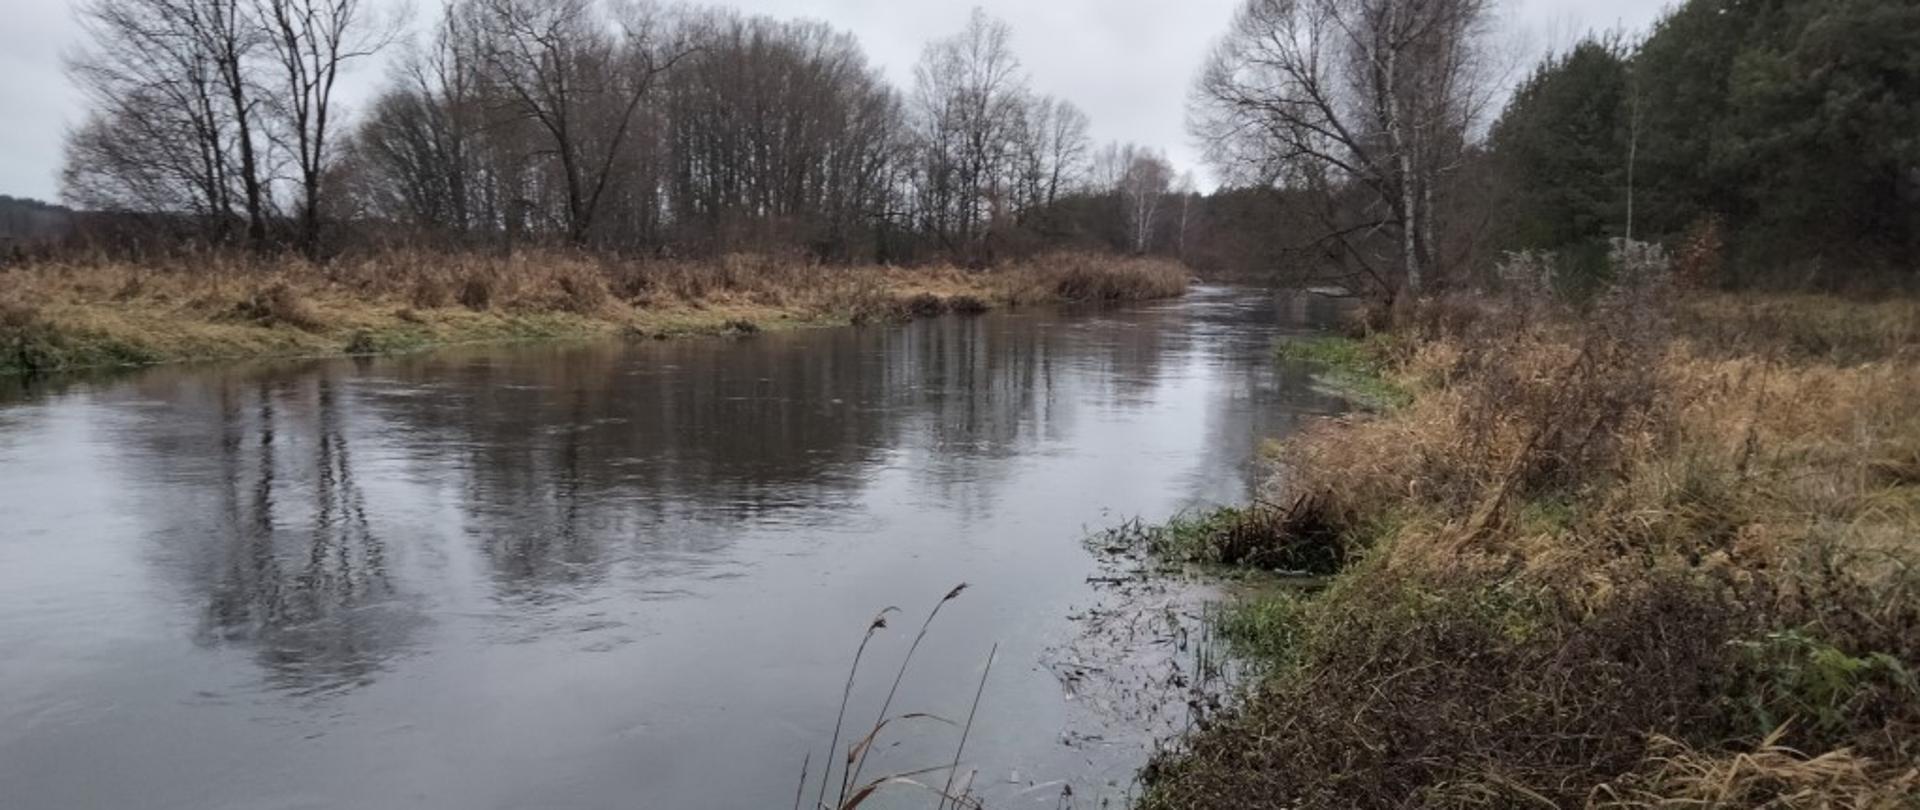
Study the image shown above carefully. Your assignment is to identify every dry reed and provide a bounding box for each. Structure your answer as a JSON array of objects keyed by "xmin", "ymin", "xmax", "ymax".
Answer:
[{"xmin": 800, "ymin": 584, "xmax": 993, "ymax": 810}]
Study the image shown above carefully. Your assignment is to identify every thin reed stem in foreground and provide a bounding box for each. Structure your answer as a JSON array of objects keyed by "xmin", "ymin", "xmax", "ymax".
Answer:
[
  {"xmin": 793, "ymin": 751, "xmax": 810, "ymax": 810},
  {"xmin": 938, "ymin": 642, "xmax": 998, "ymax": 810},
  {"xmin": 821, "ymin": 607, "xmax": 896, "ymax": 810},
  {"xmin": 849, "ymin": 583, "xmax": 969, "ymax": 789}
]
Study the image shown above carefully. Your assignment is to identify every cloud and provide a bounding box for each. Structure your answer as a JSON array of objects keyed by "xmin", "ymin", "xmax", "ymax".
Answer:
[{"xmin": 0, "ymin": 2, "xmax": 86, "ymax": 201}]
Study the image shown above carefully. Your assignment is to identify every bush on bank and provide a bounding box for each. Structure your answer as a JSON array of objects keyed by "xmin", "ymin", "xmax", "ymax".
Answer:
[{"xmin": 1140, "ymin": 247, "xmax": 1920, "ymax": 808}]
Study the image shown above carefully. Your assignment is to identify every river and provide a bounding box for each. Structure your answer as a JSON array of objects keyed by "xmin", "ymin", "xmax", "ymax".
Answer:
[{"xmin": 0, "ymin": 286, "xmax": 1348, "ymax": 809}]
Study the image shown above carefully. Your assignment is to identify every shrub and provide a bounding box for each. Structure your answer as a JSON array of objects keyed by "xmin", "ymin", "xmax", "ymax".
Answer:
[
  {"xmin": 1143, "ymin": 565, "xmax": 1749, "ymax": 809},
  {"xmin": 1143, "ymin": 500, "xmax": 1348, "ymax": 575},
  {"xmin": 234, "ymin": 281, "xmax": 325, "ymax": 331},
  {"xmin": 343, "ymin": 330, "xmax": 378, "ymax": 355},
  {"xmin": 1034, "ymin": 253, "xmax": 1189, "ymax": 303},
  {"xmin": 457, "ymin": 275, "xmax": 493, "ymax": 311},
  {"xmin": 947, "ymin": 294, "xmax": 990, "ymax": 315},
  {"xmin": 1674, "ymin": 215, "xmax": 1727, "ymax": 291},
  {"xmin": 1141, "ymin": 250, "xmax": 1920, "ymax": 808},
  {"xmin": 552, "ymin": 263, "xmax": 611, "ymax": 314},
  {"xmin": 900, "ymin": 292, "xmax": 947, "ymax": 317},
  {"xmin": 1729, "ymin": 630, "xmax": 1920, "ymax": 748},
  {"xmin": 410, "ymin": 273, "xmax": 455, "ymax": 309},
  {"xmin": 0, "ymin": 298, "xmax": 54, "ymax": 373}
]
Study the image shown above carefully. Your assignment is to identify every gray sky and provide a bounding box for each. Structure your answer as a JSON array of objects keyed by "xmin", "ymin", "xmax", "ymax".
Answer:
[{"xmin": 0, "ymin": 0, "xmax": 1672, "ymax": 203}]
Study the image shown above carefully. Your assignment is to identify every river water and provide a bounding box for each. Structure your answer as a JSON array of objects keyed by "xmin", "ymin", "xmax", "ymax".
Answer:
[{"xmin": 0, "ymin": 287, "xmax": 1347, "ymax": 809}]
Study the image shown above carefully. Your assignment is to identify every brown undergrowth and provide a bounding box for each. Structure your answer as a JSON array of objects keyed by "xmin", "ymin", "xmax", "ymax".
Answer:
[
  {"xmin": 1140, "ymin": 247, "xmax": 1920, "ymax": 809},
  {"xmin": 0, "ymin": 249, "xmax": 1189, "ymax": 375}
]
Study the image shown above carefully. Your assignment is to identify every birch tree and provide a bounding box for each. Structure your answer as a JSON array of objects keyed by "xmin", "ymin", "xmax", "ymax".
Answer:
[
  {"xmin": 1117, "ymin": 146, "xmax": 1172, "ymax": 254},
  {"xmin": 911, "ymin": 8, "xmax": 1025, "ymax": 256},
  {"xmin": 1192, "ymin": 0, "xmax": 1497, "ymax": 300}
]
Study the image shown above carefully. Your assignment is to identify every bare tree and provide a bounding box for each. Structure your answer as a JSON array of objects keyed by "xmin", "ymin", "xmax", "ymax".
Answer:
[
  {"xmin": 256, "ymin": 0, "xmax": 396, "ymax": 253},
  {"xmin": 660, "ymin": 10, "xmax": 901, "ymax": 257},
  {"xmin": 911, "ymin": 8, "xmax": 1025, "ymax": 258},
  {"xmin": 1009, "ymin": 94, "xmax": 1090, "ymax": 222},
  {"xmin": 72, "ymin": 0, "xmax": 1188, "ymax": 264},
  {"xmin": 65, "ymin": 0, "xmax": 271, "ymax": 243},
  {"xmin": 1192, "ymin": 0, "xmax": 1497, "ymax": 300},
  {"xmin": 207, "ymin": 0, "xmax": 273, "ymax": 244},
  {"xmin": 346, "ymin": 2, "xmax": 493, "ymax": 235},
  {"xmin": 471, "ymin": 0, "xmax": 690, "ymax": 246}
]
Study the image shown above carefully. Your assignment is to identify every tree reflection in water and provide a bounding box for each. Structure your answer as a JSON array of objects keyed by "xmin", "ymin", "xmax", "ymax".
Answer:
[
  {"xmin": 0, "ymin": 289, "xmax": 1367, "ymax": 809},
  {"xmin": 199, "ymin": 376, "xmax": 408, "ymax": 696}
]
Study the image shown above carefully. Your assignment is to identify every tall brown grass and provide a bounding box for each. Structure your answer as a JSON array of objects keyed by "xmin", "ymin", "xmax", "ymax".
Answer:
[
  {"xmin": 0, "ymin": 248, "xmax": 1190, "ymax": 373},
  {"xmin": 1140, "ymin": 247, "xmax": 1920, "ymax": 809},
  {"xmin": 1010, "ymin": 252, "xmax": 1192, "ymax": 304}
]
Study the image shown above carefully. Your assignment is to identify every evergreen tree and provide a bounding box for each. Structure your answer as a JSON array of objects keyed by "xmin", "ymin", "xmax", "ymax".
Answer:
[
  {"xmin": 1488, "ymin": 0, "xmax": 1920, "ymax": 285},
  {"xmin": 1489, "ymin": 38, "xmax": 1632, "ymax": 253}
]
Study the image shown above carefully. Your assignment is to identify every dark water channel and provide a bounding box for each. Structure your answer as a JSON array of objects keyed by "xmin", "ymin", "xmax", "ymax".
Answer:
[{"xmin": 0, "ymin": 287, "xmax": 1348, "ymax": 809}]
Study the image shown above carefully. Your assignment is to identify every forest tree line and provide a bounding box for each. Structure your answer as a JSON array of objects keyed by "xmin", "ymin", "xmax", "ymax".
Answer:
[
  {"xmin": 50, "ymin": 0, "xmax": 1920, "ymax": 292},
  {"xmin": 1189, "ymin": 0, "xmax": 1919, "ymax": 297},
  {"xmin": 1487, "ymin": 0, "xmax": 1919, "ymax": 290},
  {"xmin": 59, "ymin": 0, "xmax": 1188, "ymax": 266}
]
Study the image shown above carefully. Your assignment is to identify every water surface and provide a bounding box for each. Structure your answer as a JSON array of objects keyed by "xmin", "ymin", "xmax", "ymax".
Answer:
[{"xmin": 0, "ymin": 287, "xmax": 1347, "ymax": 809}]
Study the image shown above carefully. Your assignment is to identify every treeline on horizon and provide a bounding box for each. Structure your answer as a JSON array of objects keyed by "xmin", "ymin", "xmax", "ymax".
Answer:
[
  {"xmin": 52, "ymin": 0, "xmax": 1190, "ymax": 268},
  {"xmin": 1488, "ymin": 0, "xmax": 1919, "ymax": 291},
  {"xmin": 1184, "ymin": 0, "xmax": 1917, "ymax": 297},
  {"xmin": 32, "ymin": 0, "xmax": 1920, "ymax": 292}
]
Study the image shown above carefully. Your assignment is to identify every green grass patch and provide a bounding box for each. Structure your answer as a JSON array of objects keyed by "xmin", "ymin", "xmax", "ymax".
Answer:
[
  {"xmin": 1148, "ymin": 508, "xmax": 1254, "ymax": 562},
  {"xmin": 1731, "ymin": 629, "xmax": 1920, "ymax": 742},
  {"xmin": 1212, "ymin": 588, "xmax": 1312, "ymax": 667},
  {"xmin": 0, "ymin": 322, "xmax": 159, "ymax": 375},
  {"xmin": 1124, "ymin": 504, "xmax": 1350, "ymax": 575},
  {"xmin": 1515, "ymin": 496, "xmax": 1578, "ymax": 535},
  {"xmin": 1274, "ymin": 335, "xmax": 1411, "ymax": 409}
]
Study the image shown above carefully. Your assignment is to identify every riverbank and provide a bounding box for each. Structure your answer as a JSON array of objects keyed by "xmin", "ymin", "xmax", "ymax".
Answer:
[
  {"xmin": 0, "ymin": 250, "xmax": 1189, "ymax": 375},
  {"xmin": 1134, "ymin": 287, "xmax": 1920, "ymax": 807}
]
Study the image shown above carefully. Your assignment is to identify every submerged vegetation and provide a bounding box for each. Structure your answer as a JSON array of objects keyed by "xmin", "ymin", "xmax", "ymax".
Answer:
[
  {"xmin": 1135, "ymin": 247, "xmax": 1920, "ymax": 808},
  {"xmin": 0, "ymin": 250, "xmax": 1188, "ymax": 376}
]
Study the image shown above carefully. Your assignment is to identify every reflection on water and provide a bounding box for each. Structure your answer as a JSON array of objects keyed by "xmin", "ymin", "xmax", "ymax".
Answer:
[
  {"xmin": 0, "ymin": 287, "xmax": 1348, "ymax": 809},
  {"xmin": 196, "ymin": 378, "xmax": 404, "ymax": 695}
]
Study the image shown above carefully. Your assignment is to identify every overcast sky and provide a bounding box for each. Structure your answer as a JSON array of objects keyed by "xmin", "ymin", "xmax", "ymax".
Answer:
[{"xmin": 0, "ymin": 0, "xmax": 1672, "ymax": 203}]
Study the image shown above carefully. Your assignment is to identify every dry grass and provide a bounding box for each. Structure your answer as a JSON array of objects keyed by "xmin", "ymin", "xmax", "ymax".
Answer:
[
  {"xmin": 1676, "ymin": 294, "xmax": 1920, "ymax": 364},
  {"xmin": 1593, "ymin": 731, "xmax": 1920, "ymax": 809},
  {"xmin": 0, "ymin": 249, "xmax": 1189, "ymax": 374},
  {"xmin": 1006, "ymin": 252, "xmax": 1193, "ymax": 304},
  {"xmin": 1139, "ymin": 268, "xmax": 1920, "ymax": 808}
]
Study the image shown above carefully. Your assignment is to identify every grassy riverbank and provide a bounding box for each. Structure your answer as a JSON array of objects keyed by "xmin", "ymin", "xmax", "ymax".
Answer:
[
  {"xmin": 1137, "ymin": 288, "xmax": 1920, "ymax": 807},
  {"xmin": 0, "ymin": 250, "xmax": 1190, "ymax": 375}
]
